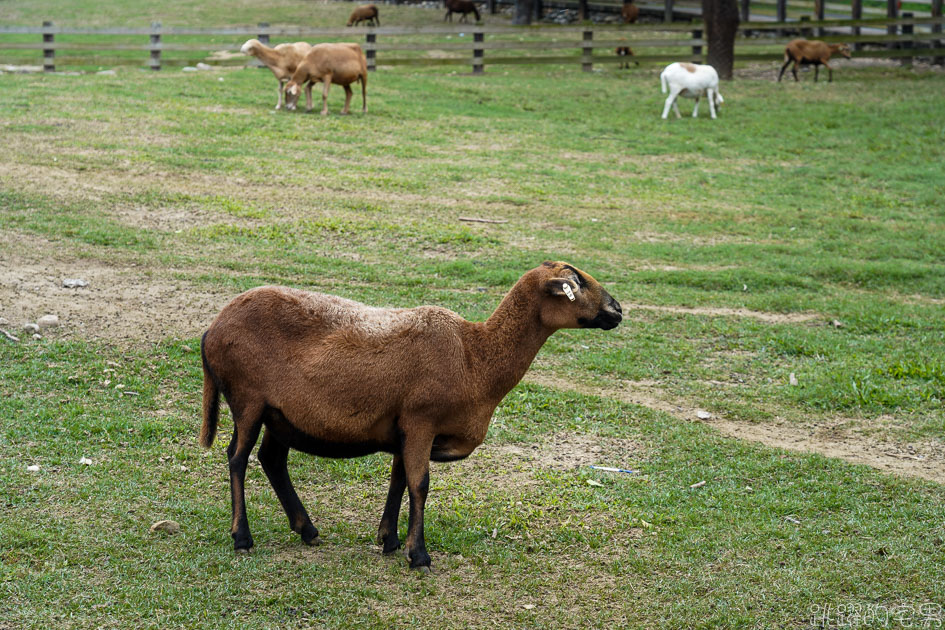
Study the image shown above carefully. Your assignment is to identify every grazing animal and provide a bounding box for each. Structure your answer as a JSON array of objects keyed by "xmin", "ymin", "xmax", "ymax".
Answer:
[
  {"xmin": 239, "ymin": 39, "xmax": 313, "ymax": 110},
  {"xmin": 347, "ymin": 4, "xmax": 380, "ymax": 27},
  {"xmin": 778, "ymin": 39, "xmax": 851, "ymax": 83},
  {"xmin": 616, "ymin": 46, "xmax": 637, "ymax": 69},
  {"xmin": 444, "ymin": 0, "xmax": 481, "ymax": 23},
  {"xmin": 621, "ymin": 0, "xmax": 640, "ymax": 23},
  {"xmin": 660, "ymin": 61, "xmax": 724, "ymax": 120},
  {"xmin": 283, "ymin": 43, "xmax": 368, "ymax": 115},
  {"xmin": 200, "ymin": 262, "xmax": 622, "ymax": 571}
]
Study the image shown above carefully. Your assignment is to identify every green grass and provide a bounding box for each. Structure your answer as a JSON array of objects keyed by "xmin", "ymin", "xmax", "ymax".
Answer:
[{"xmin": 1, "ymin": 0, "xmax": 945, "ymax": 625}]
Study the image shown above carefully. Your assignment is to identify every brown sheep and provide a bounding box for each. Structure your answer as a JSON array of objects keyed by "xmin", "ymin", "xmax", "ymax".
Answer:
[
  {"xmin": 283, "ymin": 43, "xmax": 368, "ymax": 115},
  {"xmin": 444, "ymin": 0, "xmax": 481, "ymax": 23},
  {"xmin": 778, "ymin": 39, "xmax": 851, "ymax": 83},
  {"xmin": 239, "ymin": 39, "xmax": 312, "ymax": 110},
  {"xmin": 621, "ymin": 0, "xmax": 640, "ymax": 24},
  {"xmin": 347, "ymin": 4, "xmax": 380, "ymax": 27},
  {"xmin": 199, "ymin": 261, "xmax": 622, "ymax": 571},
  {"xmin": 616, "ymin": 46, "xmax": 637, "ymax": 69}
]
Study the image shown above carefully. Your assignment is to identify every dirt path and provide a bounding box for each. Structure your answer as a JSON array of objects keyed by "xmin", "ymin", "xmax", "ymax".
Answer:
[{"xmin": 525, "ymin": 373, "xmax": 945, "ymax": 485}]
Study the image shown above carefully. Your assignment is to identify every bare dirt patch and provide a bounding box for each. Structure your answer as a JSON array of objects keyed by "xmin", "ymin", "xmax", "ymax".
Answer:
[
  {"xmin": 625, "ymin": 302, "xmax": 822, "ymax": 324},
  {"xmin": 0, "ymin": 233, "xmax": 228, "ymax": 345},
  {"xmin": 526, "ymin": 373, "xmax": 945, "ymax": 485}
]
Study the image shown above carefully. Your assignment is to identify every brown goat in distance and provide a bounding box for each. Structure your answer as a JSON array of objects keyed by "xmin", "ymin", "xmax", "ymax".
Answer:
[
  {"xmin": 778, "ymin": 39, "xmax": 851, "ymax": 83},
  {"xmin": 199, "ymin": 262, "xmax": 623, "ymax": 571},
  {"xmin": 444, "ymin": 0, "xmax": 481, "ymax": 23},
  {"xmin": 347, "ymin": 4, "xmax": 380, "ymax": 27},
  {"xmin": 284, "ymin": 43, "xmax": 368, "ymax": 115},
  {"xmin": 616, "ymin": 46, "xmax": 638, "ymax": 69},
  {"xmin": 621, "ymin": 0, "xmax": 639, "ymax": 23}
]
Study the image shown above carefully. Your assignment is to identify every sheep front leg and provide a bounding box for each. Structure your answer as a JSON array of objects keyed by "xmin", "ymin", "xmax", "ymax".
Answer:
[
  {"xmin": 276, "ymin": 79, "xmax": 286, "ymax": 110},
  {"xmin": 341, "ymin": 84, "xmax": 353, "ymax": 115},
  {"xmin": 305, "ymin": 82, "xmax": 314, "ymax": 112},
  {"xmin": 377, "ymin": 454, "xmax": 407, "ymax": 553},
  {"xmin": 402, "ymin": 432, "xmax": 435, "ymax": 571},
  {"xmin": 692, "ymin": 95, "xmax": 701, "ymax": 118},
  {"xmin": 824, "ymin": 61, "xmax": 834, "ymax": 83},
  {"xmin": 321, "ymin": 76, "xmax": 333, "ymax": 116},
  {"xmin": 814, "ymin": 65, "xmax": 820, "ymax": 82}
]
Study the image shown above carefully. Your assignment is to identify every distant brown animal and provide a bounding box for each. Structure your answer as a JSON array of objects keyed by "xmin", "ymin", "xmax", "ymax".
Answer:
[
  {"xmin": 616, "ymin": 46, "xmax": 637, "ymax": 69},
  {"xmin": 347, "ymin": 4, "xmax": 380, "ymax": 27},
  {"xmin": 284, "ymin": 43, "xmax": 368, "ymax": 115},
  {"xmin": 444, "ymin": 0, "xmax": 481, "ymax": 23},
  {"xmin": 199, "ymin": 261, "xmax": 622, "ymax": 570},
  {"xmin": 778, "ymin": 38, "xmax": 851, "ymax": 83},
  {"xmin": 621, "ymin": 0, "xmax": 639, "ymax": 23}
]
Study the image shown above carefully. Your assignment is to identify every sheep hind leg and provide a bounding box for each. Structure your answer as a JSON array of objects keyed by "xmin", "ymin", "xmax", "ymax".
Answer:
[
  {"xmin": 321, "ymin": 77, "xmax": 332, "ymax": 116},
  {"xmin": 692, "ymin": 95, "xmax": 700, "ymax": 118},
  {"xmin": 661, "ymin": 88, "xmax": 681, "ymax": 119},
  {"xmin": 258, "ymin": 427, "xmax": 320, "ymax": 546},
  {"xmin": 377, "ymin": 454, "xmax": 407, "ymax": 554},
  {"xmin": 778, "ymin": 59, "xmax": 791, "ymax": 82},
  {"xmin": 226, "ymin": 405, "xmax": 264, "ymax": 552}
]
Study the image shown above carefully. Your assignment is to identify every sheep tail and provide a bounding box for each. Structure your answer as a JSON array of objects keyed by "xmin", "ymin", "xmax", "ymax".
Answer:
[
  {"xmin": 199, "ymin": 330, "xmax": 220, "ymax": 449},
  {"xmin": 660, "ymin": 72, "xmax": 667, "ymax": 94}
]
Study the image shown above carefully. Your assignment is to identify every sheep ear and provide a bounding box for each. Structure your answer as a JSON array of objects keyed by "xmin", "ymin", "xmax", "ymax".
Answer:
[{"xmin": 545, "ymin": 280, "xmax": 577, "ymax": 301}]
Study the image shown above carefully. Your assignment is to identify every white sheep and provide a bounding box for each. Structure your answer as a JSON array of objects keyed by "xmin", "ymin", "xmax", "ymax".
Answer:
[{"xmin": 660, "ymin": 62, "xmax": 724, "ymax": 120}]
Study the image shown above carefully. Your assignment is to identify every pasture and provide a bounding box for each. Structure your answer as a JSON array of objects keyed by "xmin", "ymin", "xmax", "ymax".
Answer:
[{"xmin": 1, "ymin": 1, "xmax": 945, "ymax": 627}]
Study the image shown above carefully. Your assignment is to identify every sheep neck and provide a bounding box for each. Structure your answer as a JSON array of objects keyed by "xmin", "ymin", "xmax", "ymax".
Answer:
[
  {"xmin": 251, "ymin": 43, "xmax": 283, "ymax": 67},
  {"xmin": 472, "ymin": 276, "xmax": 553, "ymax": 402}
]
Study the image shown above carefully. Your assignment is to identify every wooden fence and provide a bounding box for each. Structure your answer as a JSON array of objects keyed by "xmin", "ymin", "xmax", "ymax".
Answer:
[{"xmin": 1, "ymin": 16, "xmax": 943, "ymax": 74}]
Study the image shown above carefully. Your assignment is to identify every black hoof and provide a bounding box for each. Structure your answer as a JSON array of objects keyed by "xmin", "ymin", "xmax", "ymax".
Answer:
[
  {"xmin": 233, "ymin": 533, "xmax": 254, "ymax": 553},
  {"xmin": 382, "ymin": 538, "xmax": 402, "ymax": 555},
  {"xmin": 407, "ymin": 549, "xmax": 431, "ymax": 571},
  {"xmin": 300, "ymin": 524, "xmax": 320, "ymax": 546}
]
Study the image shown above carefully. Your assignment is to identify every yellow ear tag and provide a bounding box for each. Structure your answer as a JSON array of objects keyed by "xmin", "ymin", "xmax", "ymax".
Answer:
[{"xmin": 563, "ymin": 283, "xmax": 575, "ymax": 301}]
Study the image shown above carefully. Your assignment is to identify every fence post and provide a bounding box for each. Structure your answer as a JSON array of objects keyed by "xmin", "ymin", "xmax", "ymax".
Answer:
[
  {"xmin": 42, "ymin": 21, "xmax": 54, "ymax": 73},
  {"xmin": 664, "ymin": 0, "xmax": 674, "ymax": 22},
  {"xmin": 582, "ymin": 30, "xmax": 593, "ymax": 72},
  {"xmin": 901, "ymin": 12, "xmax": 913, "ymax": 67},
  {"xmin": 473, "ymin": 30, "xmax": 484, "ymax": 74},
  {"xmin": 579, "ymin": 0, "xmax": 589, "ymax": 20},
  {"xmin": 800, "ymin": 15, "xmax": 812, "ymax": 39},
  {"xmin": 149, "ymin": 21, "xmax": 161, "ymax": 71},
  {"xmin": 488, "ymin": 0, "xmax": 497, "ymax": 14},
  {"xmin": 740, "ymin": 0, "xmax": 750, "ymax": 24},
  {"xmin": 365, "ymin": 32, "xmax": 376, "ymax": 72},
  {"xmin": 852, "ymin": 0, "xmax": 862, "ymax": 51},
  {"xmin": 815, "ymin": 0, "xmax": 825, "ymax": 37},
  {"xmin": 887, "ymin": 0, "xmax": 899, "ymax": 47},
  {"xmin": 691, "ymin": 25, "xmax": 702, "ymax": 61},
  {"xmin": 534, "ymin": 0, "xmax": 544, "ymax": 21},
  {"xmin": 933, "ymin": 0, "xmax": 943, "ymax": 66},
  {"xmin": 776, "ymin": 0, "xmax": 787, "ymax": 35}
]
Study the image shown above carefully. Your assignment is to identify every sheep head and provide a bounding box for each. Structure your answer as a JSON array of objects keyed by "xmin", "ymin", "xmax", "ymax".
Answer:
[
  {"xmin": 833, "ymin": 43, "xmax": 852, "ymax": 59},
  {"xmin": 283, "ymin": 81, "xmax": 302, "ymax": 111},
  {"xmin": 239, "ymin": 39, "xmax": 260, "ymax": 56},
  {"xmin": 537, "ymin": 261, "xmax": 622, "ymax": 331}
]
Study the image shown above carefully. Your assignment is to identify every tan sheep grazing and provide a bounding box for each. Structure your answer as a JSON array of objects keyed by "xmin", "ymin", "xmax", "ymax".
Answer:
[
  {"xmin": 283, "ymin": 43, "xmax": 368, "ymax": 115},
  {"xmin": 199, "ymin": 261, "xmax": 623, "ymax": 570},
  {"xmin": 778, "ymin": 39, "xmax": 852, "ymax": 83},
  {"xmin": 239, "ymin": 39, "xmax": 312, "ymax": 110},
  {"xmin": 347, "ymin": 4, "xmax": 380, "ymax": 27}
]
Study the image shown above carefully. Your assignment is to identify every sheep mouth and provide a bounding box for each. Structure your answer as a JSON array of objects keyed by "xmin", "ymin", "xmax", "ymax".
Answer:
[{"xmin": 578, "ymin": 311, "xmax": 622, "ymax": 330}]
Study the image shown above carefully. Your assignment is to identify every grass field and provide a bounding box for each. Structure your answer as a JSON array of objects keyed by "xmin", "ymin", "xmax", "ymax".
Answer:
[{"xmin": 2, "ymin": 0, "xmax": 945, "ymax": 626}]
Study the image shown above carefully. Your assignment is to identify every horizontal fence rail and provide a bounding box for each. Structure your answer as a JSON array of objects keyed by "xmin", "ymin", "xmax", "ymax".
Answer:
[{"xmin": 1, "ymin": 16, "xmax": 942, "ymax": 73}]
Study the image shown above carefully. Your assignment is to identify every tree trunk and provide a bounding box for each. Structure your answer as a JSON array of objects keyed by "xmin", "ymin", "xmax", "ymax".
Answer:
[
  {"xmin": 514, "ymin": 0, "xmax": 534, "ymax": 24},
  {"xmin": 702, "ymin": 0, "xmax": 739, "ymax": 79}
]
